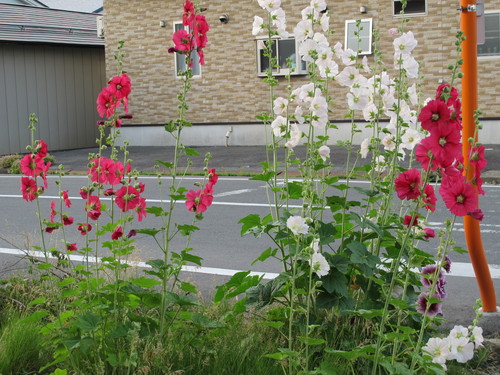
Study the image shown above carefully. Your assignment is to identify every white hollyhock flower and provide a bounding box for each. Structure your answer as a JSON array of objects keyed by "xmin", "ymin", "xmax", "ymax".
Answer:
[
  {"xmin": 310, "ymin": 0, "xmax": 327, "ymax": 13},
  {"xmin": 393, "ymin": 31, "xmax": 417, "ymax": 56},
  {"xmin": 311, "ymin": 110, "xmax": 328, "ymax": 129},
  {"xmin": 382, "ymin": 134, "xmax": 396, "ymax": 151},
  {"xmin": 297, "ymin": 83, "xmax": 315, "ymax": 102},
  {"xmin": 360, "ymin": 138, "xmax": 370, "ymax": 158},
  {"xmin": 310, "ymin": 91, "xmax": 327, "ymax": 113},
  {"xmin": 401, "ymin": 128, "xmax": 422, "ymax": 150},
  {"xmin": 320, "ymin": 12, "xmax": 329, "ymax": 32},
  {"xmin": 301, "ymin": 6, "xmax": 313, "ymax": 20},
  {"xmin": 258, "ymin": 0, "xmax": 281, "ymax": 12},
  {"xmin": 277, "ymin": 26, "xmax": 289, "ymax": 38},
  {"xmin": 319, "ymin": 62, "xmax": 339, "ymax": 79},
  {"xmin": 274, "ymin": 97, "xmax": 288, "ymax": 115},
  {"xmin": 294, "ymin": 105, "xmax": 305, "ymax": 124},
  {"xmin": 311, "ymin": 251, "xmax": 330, "ymax": 277},
  {"xmin": 313, "ymin": 32, "xmax": 329, "ymax": 48},
  {"xmin": 294, "ymin": 20, "xmax": 314, "ymax": 43},
  {"xmin": 471, "ymin": 327, "xmax": 484, "ymax": 348},
  {"xmin": 361, "ymin": 56, "xmax": 371, "ymax": 73},
  {"xmin": 336, "ymin": 66, "xmax": 361, "ymax": 87},
  {"xmin": 363, "ymin": 102, "xmax": 379, "ymax": 122},
  {"xmin": 347, "ymin": 86, "xmax": 370, "ymax": 111},
  {"xmin": 286, "ymin": 216, "xmax": 309, "ymax": 235},
  {"xmin": 408, "ymin": 83, "xmax": 418, "ymax": 106},
  {"xmin": 374, "ymin": 155, "xmax": 386, "ymax": 172},
  {"xmin": 271, "ymin": 8, "xmax": 286, "ymax": 26},
  {"xmin": 318, "ymin": 145, "xmax": 330, "ymax": 161},
  {"xmin": 285, "ymin": 123, "xmax": 301, "ymax": 149},
  {"xmin": 449, "ymin": 325, "xmax": 469, "ymax": 340},
  {"xmin": 395, "ymin": 54, "xmax": 419, "ymax": 78},
  {"xmin": 422, "ymin": 337, "xmax": 450, "ymax": 370},
  {"xmin": 299, "ymin": 38, "xmax": 319, "ymax": 63},
  {"xmin": 341, "ymin": 48, "xmax": 357, "ymax": 66},
  {"xmin": 332, "ymin": 42, "xmax": 344, "ymax": 58},
  {"xmin": 448, "ymin": 336, "xmax": 474, "ymax": 363},
  {"xmin": 271, "ymin": 115, "xmax": 287, "ymax": 137},
  {"xmin": 316, "ymin": 47, "xmax": 334, "ymax": 70},
  {"xmin": 252, "ymin": 16, "xmax": 265, "ymax": 36}
]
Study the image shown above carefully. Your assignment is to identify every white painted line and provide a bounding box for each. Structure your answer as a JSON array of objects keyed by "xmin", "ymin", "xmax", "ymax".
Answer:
[
  {"xmin": 214, "ymin": 188, "xmax": 258, "ymax": 198},
  {"xmin": 0, "ymin": 247, "xmax": 280, "ymax": 280},
  {"xmin": 0, "ymin": 194, "xmax": 303, "ymax": 209},
  {"xmin": 0, "ymin": 247, "xmax": 498, "ymax": 280}
]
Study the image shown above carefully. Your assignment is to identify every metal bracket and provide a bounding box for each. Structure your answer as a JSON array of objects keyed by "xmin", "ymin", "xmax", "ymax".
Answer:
[{"xmin": 459, "ymin": 4, "xmax": 477, "ymax": 12}]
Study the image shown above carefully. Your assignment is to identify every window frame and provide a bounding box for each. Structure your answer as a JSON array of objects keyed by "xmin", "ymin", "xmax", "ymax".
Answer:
[
  {"xmin": 393, "ymin": 0, "xmax": 427, "ymax": 17},
  {"xmin": 478, "ymin": 10, "xmax": 500, "ymax": 59},
  {"xmin": 256, "ymin": 36, "xmax": 308, "ymax": 77},
  {"xmin": 344, "ymin": 18, "xmax": 373, "ymax": 56},
  {"xmin": 173, "ymin": 21, "xmax": 202, "ymax": 78}
]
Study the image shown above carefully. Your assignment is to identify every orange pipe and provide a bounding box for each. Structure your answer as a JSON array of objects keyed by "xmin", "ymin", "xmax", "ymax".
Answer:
[{"xmin": 460, "ymin": 0, "xmax": 497, "ymax": 312}]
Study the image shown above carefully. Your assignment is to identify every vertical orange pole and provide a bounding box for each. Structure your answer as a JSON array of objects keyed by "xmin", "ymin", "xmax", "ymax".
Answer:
[{"xmin": 460, "ymin": 0, "xmax": 497, "ymax": 312}]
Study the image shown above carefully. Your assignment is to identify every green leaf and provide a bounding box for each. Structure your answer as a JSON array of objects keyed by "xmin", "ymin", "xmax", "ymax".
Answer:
[
  {"xmin": 261, "ymin": 321, "xmax": 285, "ymax": 329},
  {"xmin": 286, "ymin": 181, "xmax": 303, "ymax": 199},
  {"xmin": 252, "ymin": 247, "xmax": 278, "ymax": 264},
  {"xmin": 131, "ymin": 277, "xmax": 161, "ymax": 288},
  {"xmin": 135, "ymin": 228, "xmax": 160, "ymax": 237},
  {"xmin": 74, "ymin": 312, "xmax": 101, "ymax": 332},
  {"xmin": 249, "ymin": 171, "xmax": 277, "ymax": 182},
  {"xmin": 265, "ymin": 352, "xmax": 289, "ymax": 360},
  {"xmin": 191, "ymin": 314, "xmax": 224, "ymax": 328},
  {"xmin": 180, "ymin": 248, "xmax": 203, "ymax": 266},
  {"xmin": 107, "ymin": 323, "xmax": 130, "ymax": 339},
  {"xmin": 177, "ymin": 224, "xmax": 199, "ymax": 236},
  {"xmin": 37, "ymin": 263, "xmax": 52, "ymax": 270},
  {"xmin": 146, "ymin": 206, "xmax": 169, "ymax": 217},
  {"xmin": 21, "ymin": 311, "xmax": 48, "ymax": 323},
  {"xmin": 165, "ymin": 292, "xmax": 200, "ymax": 306},
  {"xmin": 28, "ymin": 297, "xmax": 47, "ymax": 306},
  {"xmin": 57, "ymin": 277, "xmax": 76, "ymax": 288},
  {"xmin": 184, "ymin": 147, "xmax": 200, "ymax": 156},
  {"xmin": 142, "ymin": 292, "xmax": 162, "ymax": 308},
  {"xmin": 180, "ymin": 281, "xmax": 198, "ymax": 294},
  {"xmin": 50, "ymin": 369, "xmax": 68, "ymax": 375},
  {"xmin": 298, "ymin": 336, "xmax": 326, "ymax": 346},
  {"xmin": 325, "ymin": 345, "xmax": 375, "ymax": 360},
  {"xmin": 238, "ymin": 214, "xmax": 262, "ymax": 236},
  {"xmin": 157, "ymin": 160, "xmax": 174, "ymax": 169},
  {"xmin": 214, "ymin": 271, "xmax": 261, "ymax": 304}
]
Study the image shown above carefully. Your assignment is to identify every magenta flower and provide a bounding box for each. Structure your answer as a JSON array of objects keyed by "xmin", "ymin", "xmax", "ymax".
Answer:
[
  {"xmin": 439, "ymin": 179, "xmax": 478, "ymax": 217},
  {"xmin": 115, "ymin": 186, "xmax": 141, "ymax": 212},
  {"xmin": 20, "ymin": 177, "xmax": 38, "ymax": 202},
  {"xmin": 418, "ymin": 99, "xmax": 451, "ymax": 132},
  {"xmin": 394, "ymin": 169, "xmax": 421, "ymax": 200}
]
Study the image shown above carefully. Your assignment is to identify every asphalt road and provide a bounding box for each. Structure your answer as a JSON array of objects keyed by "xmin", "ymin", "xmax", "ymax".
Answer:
[{"xmin": 1, "ymin": 174, "xmax": 499, "ymax": 333}]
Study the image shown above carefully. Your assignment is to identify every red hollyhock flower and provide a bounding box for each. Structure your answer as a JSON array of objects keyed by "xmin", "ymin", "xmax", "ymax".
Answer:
[
  {"xmin": 422, "ymin": 184, "xmax": 437, "ymax": 212},
  {"xmin": 469, "ymin": 145, "xmax": 487, "ymax": 172},
  {"xmin": 62, "ymin": 215, "xmax": 74, "ymax": 226},
  {"xmin": 418, "ymin": 99, "xmax": 451, "ymax": 132},
  {"xmin": 208, "ymin": 168, "xmax": 218, "ymax": 185},
  {"xmin": 49, "ymin": 200, "xmax": 56, "ymax": 222},
  {"xmin": 423, "ymin": 228, "xmax": 435, "ymax": 239},
  {"xmin": 77, "ymin": 223, "xmax": 92, "ymax": 235},
  {"xmin": 185, "ymin": 189, "xmax": 212, "ymax": 213},
  {"xmin": 35, "ymin": 140, "xmax": 49, "ymax": 157},
  {"xmin": 85, "ymin": 195, "xmax": 102, "ymax": 220},
  {"xmin": 135, "ymin": 197, "xmax": 147, "ymax": 222},
  {"xmin": 112, "ymin": 225, "xmax": 124, "ymax": 240},
  {"xmin": 135, "ymin": 182, "xmax": 145, "ymax": 194},
  {"xmin": 21, "ymin": 177, "xmax": 38, "ymax": 202},
  {"xmin": 415, "ymin": 137, "xmax": 439, "ymax": 171},
  {"xmin": 66, "ymin": 242, "xmax": 77, "ymax": 252},
  {"xmin": 439, "ymin": 179, "xmax": 478, "ymax": 216},
  {"xmin": 426, "ymin": 125, "xmax": 462, "ymax": 166},
  {"xmin": 20, "ymin": 153, "xmax": 45, "ymax": 177},
  {"xmin": 394, "ymin": 169, "xmax": 421, "ymax": 200},
  {"xmin": 115, "ymin": 185, "xmax": 141, "ymax": 212},
  {"xmin": 403, "ymin": 214, "xmax": 419, "ymax": 227},
  {"xmin": 97, "ymin": 86, "xmax": 117, "ymax": 118},
  {"xmin": 173, "ymin": 29, "xmax": 194, "ymax": 52},
  {"xmin": 472, "ymin": 173, "xmax": 485, "ymax": 195},
  {"xmin": 79, "ymin": 186, "xmax": 94, "ymax": 199},
  {"xmin": 468, "ymin": 208, "xmax": 484, "ymax": 221},
  {"xmin": 182, "ymin": 0, "xmax": 195, "ymax": 26},
  {"xmin": 89, "ymin": 157, "xmax": 124, "ymax": 185},
  {"xmin": 108, "ymin": 74, "xmax": 131, "ymax": 100},
  {"xmin": 435, "ymin": 84, "xmax": 459, "ymax": 106},
  {"xmin": 62, "ymin": 190, "xmax": 71, "ymax": 208}
]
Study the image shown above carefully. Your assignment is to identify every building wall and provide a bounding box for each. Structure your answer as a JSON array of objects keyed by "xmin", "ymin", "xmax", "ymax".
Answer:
[
  {"xmin": 103, "ymin": 0, "xmax": 500, "ymax": 129},
  {"xmin": 0, "ymin": 42, "xmax": 105, "ymax": 154}
]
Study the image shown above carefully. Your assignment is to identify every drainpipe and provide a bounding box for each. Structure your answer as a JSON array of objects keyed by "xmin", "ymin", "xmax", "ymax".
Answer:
[
  {"xmin": 225, "ymin": 126, "xmax": 233, "ymax": 147},
  {"xmin": 460, "ymin": 0, "xmax": 497, "ymax": 312}
]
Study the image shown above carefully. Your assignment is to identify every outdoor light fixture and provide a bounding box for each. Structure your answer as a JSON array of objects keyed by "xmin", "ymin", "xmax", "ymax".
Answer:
[
  {"xmin": 359, "ymin": 5, "xmax": 367, "ymax": 13},
  {"xmin": 159, "ymin": 20, "xmax": 166, "ymax": 28},
  {"xmin": 219, "ymin": 14, "xmax": 229, "ymax": 23}
]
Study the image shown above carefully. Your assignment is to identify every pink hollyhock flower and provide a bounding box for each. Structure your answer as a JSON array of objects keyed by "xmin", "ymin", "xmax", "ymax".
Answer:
[
  {"xmin": 185, "ymin": 189, "xmax": 210, "ymax": 213},
  {"xmin": 439, "ymin": 179, "xmax": 478, "ymax": 216},
  {"xmin": 20, "ymin": 177, "xmax": 38, "ymax": 202},
  {"xmin": 61, "ymin": 190, "xmax": 71, "ymax": 207},
  {"xmin": 135, "ymin": 182, "xmax": 145, "ymax": 194},
  {"xmin": 468, "ymin": 208, "xmax": 484, "ymax": 221},
  {"xmin": 135, "ymin": 197, "xmax": 147, "ymax": 222},
  {"xmin": 435, "ymin": 84, "xmax": 459, "ymax": 106},
  {"xmin": 108, "ymin": 74, "xmax": 131, "ymax": 100},
  {"xmin": 89, "ymin": 157, "xmax": 124, "ymax": 185},
  {"xmin": 45, "ymin": 226, "xmax": 56, "ymax": 233},
  {"xmin": 115, "ymin": 185, "xmax": 141, "ymax": 212},
  {"xmin": 417, "ymin": 292, "xmax": 443, "ymax": 316},
  {"xmin": 403, "ymin": 214, "xmax": 419, "ymax": 227},
  {"xmin": 35, "ymin": 140, "xmax": 49, "ymax": 157},
  {"xmin": 66, "ymin": 242, "xmax": 77, "ymax": 252},
  {"xmin": 197, "ymin": 48, "xmax": 205, "ymax": 65},
  {"xmin": 418, "ymin": 99, "xmax": 451, "ymax": 132},
  {"xmin": 20, "ymin": 153, "xmax": 45, "ymax": 177},
  {"xmin": 208, "ymin": 168, "xmax": 218, "ymax": 185},
  {"xmin": 85, "ymin": 195, "xmax": 102, "ymax": 221},
  {"xmin": 79, "ymin": 186, "xmax": 93, "ymax": 199},
  {"xmin": 422, "ymin": 184, "xmax": 437, "ymax": 212},
  {"xmin": 472, "ymin": 173, "xmax": 485, "ymax": 195},
  {"xmin": 182, "ymin": 0, "xmax": 195, "ymax": 26},
  {"xmin": 423, "ymin": 228, "xmax": 435, "ymax": 239},
  {"xmin": 97, "ymin": 86, "xmax": 117, "ymax": 118},
  {"xmin": 77, "ymin": 223, "xmax": 92, "ymax": 235},
  {"xmin": 104, "ymin": 188, "xmax": 115, "ymax": 196},
  {"xmin": 469, "ymin": 145, "xmax": 487, "ymax": 172},
  {"xmin": 173, "ymin": 29, "xmax": 194, "ymax": 52},
  {"xmin": 426, "ymin": 126, "xmax": 462, "ymax": 166},
  {"xmin": 394, "ymin": 169, "xmax": 421, "ymax": 200},
  {"xmin": 415, "ymin": 137, "xmax": 439, "ymax": 171},
  {"xmin": 194, "ymin": 14, "xmax": 209, "ymax": 49},
  {"xmin": 112, "ymin": 225, "xmax": 123, "ymax": 240},
  {"xmin": 62, "ymin": 215, "xmax": 73, "ymax": 226},
  {"xmin": 50, "ymin": 200, "xmax": 56, "ymax": 222}
]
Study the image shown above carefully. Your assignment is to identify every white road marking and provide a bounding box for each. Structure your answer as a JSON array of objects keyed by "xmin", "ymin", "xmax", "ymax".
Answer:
[
  {"xmin": 0, "ymin": 247, "xmax": 279, "ymax": 280},
  {"xmin": 214, "ymin": 188, "xmax": 258, "ymax": 198},
  {"xmin": 0, "ymin": 247, "xmax": 498, "ymax": 279}
]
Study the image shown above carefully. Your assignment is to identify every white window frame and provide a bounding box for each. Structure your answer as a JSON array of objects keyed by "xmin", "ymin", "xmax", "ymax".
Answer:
[
  {"xmin": 393, "ymin": 0, "xmax": 427, "ymax": 16},
  {"xmin": 256, "ymin": 37, "xmax": 308, "ymax": 77},
  {"xmin": 478, "ymin": 10, "xmax": 500, "ymax": 59},
  {"xmin": 344, "ymin": 19, "xmax": 373, "ymax": 55},
  {"xmin": 173, "ymin": 21, "xmax": 201, "ymax": 78}
]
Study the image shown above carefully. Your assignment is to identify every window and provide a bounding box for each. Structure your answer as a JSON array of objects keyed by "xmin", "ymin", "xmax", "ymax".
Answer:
[
  {"xmin": 173, "ymin": 22, "xmax": 201, "ymax": 77},
  {"xmin": 393, "ymin": 0, "xmax": 426, "ymax": 15},
  {"xmin": 256, "ymin": 38, "xmax": 307, "ymax": 76},
  {"xmin": 345, "ymin": 19, "xmax": 373, "ymax": 55},
  {"xmin": 478, "ymin": 12, "xmax": 500, "ymax": 56}
]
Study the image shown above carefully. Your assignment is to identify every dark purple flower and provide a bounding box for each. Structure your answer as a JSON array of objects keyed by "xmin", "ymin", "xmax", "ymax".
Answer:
[
  {"xmin": 443, "ymin": 256, "xmax": 452, "ymax": 273},
  {"xmin": 421, "ymin": 264, "xmax": 442, "ymax": 287},
  {"xmin": 436, "ymin": 277, "xmax": 448, "ymax": 300},
  {"xmin": 417, "ymin": 292, "xmax": 443, "ymax": 316}
]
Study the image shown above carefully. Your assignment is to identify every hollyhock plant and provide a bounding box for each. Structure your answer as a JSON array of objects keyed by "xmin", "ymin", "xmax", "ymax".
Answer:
[
  {"xmin": 96, "ymin": 86, "xmax": 117, "ymax": 118},
  {"xmin": 422, "ymin": 184, "xmax": 437, "ymax": 212},
  {"xmin": 20, "ymin": 177, "xmax": 38, "ymax": 202},
  {"xmin": 108, "ymin": 73, "xmax": 131, "ymax": 100},
  {"xmin": 85, "ymin": 195, "xmax": 102, "ymax": 221},
  {"xmin": 62, "ymin": 190, "xmax": 72, "ymax": 207},
  {"xmin": 62, "ymin": 215, "xmax": 74, "ymax": 226},
  {"xmin": 439, "ymin": 179, "xmax": 478, "ymax": 217},
  {"xmin": 185, "ymin": 189, "xmax": 211, "ymax": 213},
  {"xmin": 403, "ymin": 214, "xmax": 419, "ymax": 227},
  {"xmin": 77, "ymin": 223, "xmax": 92, "ymax": 235},
  {"xmin": 66, "ymin": 242, "xmax": 77, "ymax": 252},
  {"xmin": 20, "ymin": 153, "xmax": 46, "ymax": 178},
  {"xmin": 286, "ymin": 216, "xmax": 309, "ymax": 235},
  {"xmin": 115, "ymin": 186, "xmax": 141, "ymax": 212},
  {"xmin": 417, "ymin": 292, "xmax": 443, "ymax": 316},
  {"xmin": 418, "ymin": 99, "xmax": 451, "ymax": 132},
  {"xmin": 182, "ymin": 0, "xmax": 195, "ymax": 26},
  {"xmin": 394, "ymin": 169, "xmax": 421, "ymax": 200},
  {"xmin": 112, "ymin": 226, "xmax": 124, "ymax": 240},
  {"xmin": 422, "ymin": 337, "xmax": 451, "ymax": 370}
]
